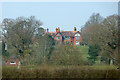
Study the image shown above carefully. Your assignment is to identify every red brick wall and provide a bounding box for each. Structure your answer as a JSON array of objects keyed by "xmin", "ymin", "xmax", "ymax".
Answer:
[
  {"xmin": 64, "ymin": 37, "xmax": 74, "ymax": 45},
  {"xmin": 53, "ymin": 32, "xmax": 82, "ymax": 45}
]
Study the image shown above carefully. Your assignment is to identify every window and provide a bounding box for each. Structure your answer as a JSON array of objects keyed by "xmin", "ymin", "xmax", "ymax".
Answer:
[
  {"xmin": 76, "ymin": 36, "xmax": 80, "ymax": 40},
  {"xmin": 10, "ymin": 61, "xmax": 16, "ymax": 64},
  {"xmin": 75, "ymin": 41, "xmax": 79, "ymax": 45},
  {"xmin": 68, "ymin": 37, "xmax": 70, "ymax": 40},
  {"xmin": 56, "ymin": 36, "xmax": 60, "ymax": 39},
  {"xmin": 65, "ymin": 37, "xmax": 67, "ymax": 40},
  {"xmin": 71, "ymin": 37, "xmax": 73, "ymax": 40}
]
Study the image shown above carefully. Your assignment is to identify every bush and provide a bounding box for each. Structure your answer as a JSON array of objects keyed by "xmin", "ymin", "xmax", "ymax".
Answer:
[
  {"xmin": 49, "ymin": 45, "xmax": 84, "ymax": 66},
  {"xmin": 2, "ymin": 66, "xmax": 120, "ymax": 78}
]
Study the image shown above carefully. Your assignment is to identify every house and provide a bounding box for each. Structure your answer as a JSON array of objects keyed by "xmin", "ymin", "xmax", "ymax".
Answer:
[
  {"xmin": 44, "ymin": 27, "xmax": 82, "ymax": 45},
  {"xmin": 6, "ymin": 57, "xmax": 19, "ymax": 66}
]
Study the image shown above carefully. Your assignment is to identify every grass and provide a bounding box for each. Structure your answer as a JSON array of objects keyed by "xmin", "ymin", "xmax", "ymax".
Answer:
[{"xmin": 74, "ymin": 45, "xmax": 89, "ymax": 61}]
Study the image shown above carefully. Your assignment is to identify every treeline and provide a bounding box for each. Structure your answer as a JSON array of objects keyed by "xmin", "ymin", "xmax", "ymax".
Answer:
[
  {"xmin": 1, "ymin": 13, "xmax": 120, "ymax": 67},
  {"xmin": 1, "ymin": 16, "xmax": 84, "ymax": 66},
  {"xmin": 82, "ymin": 13, "xmax": 120, "ymax": 66}
]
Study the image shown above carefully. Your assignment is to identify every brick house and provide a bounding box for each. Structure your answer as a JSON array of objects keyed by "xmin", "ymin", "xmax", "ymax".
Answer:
[
  {"xmin": 6, "ymin": 57, "xmax": 19, "ymax": 66},
  {"xmin": 44, "ymin": 27, "xmax": 82, "ymax": 45}
]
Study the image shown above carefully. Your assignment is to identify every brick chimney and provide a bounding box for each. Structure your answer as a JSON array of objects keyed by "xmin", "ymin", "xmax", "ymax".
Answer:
[
  {"xmin": 44, "ymin": 29, "xmax": 46, "ymax": 33},
  {"xmin": 56, "ymin": 28, "xmax": 58, "ymax": 32},
  {"xmin": 74, "ymin": 27, "xmax": 76, "ymax": 31},
  {"xmin": 47, "ymin": 28, "xmax": 49, "ymax": 32},
  {"xmin": 58, "ymin": 27, "xmax": 60, "ymax": 32},
  {"xmin": 81, "ymin": 27, "xmax": 82, "ymax": 32}
]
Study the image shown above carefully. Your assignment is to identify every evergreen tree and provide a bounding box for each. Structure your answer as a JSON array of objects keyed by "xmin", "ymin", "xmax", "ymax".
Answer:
[{"xmin": 87, "ymin": 44, "xmax": 101, "ymax": 65}]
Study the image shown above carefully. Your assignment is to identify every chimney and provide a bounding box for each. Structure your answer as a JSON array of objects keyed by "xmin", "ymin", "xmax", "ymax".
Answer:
[
  {"xmin": 47, "ymin": 28, "xmax": 49, "ymax": 32},
  {"xmin": 81, "ymin": 26, "xmax": 82, "ymax": 32},
  {"xmin": 44, "ymin": 29, "xmax": 46, "ymax": 33},
  {"xmin": 56, "ymin": 28, "xmax": 58, "ymax": 32},
  {"xmin": 74, "ymin": 27, "xmax": 76, "ymax": 31},
  {"xmin": 58, "ymin": 27, "xmax": 60, "ymax": 32}
]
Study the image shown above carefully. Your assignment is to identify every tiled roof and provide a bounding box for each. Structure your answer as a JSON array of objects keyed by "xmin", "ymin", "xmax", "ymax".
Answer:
[
  {"xmin": 47, "ymin": 32, "xmax": 57, "ymax": 37},
  {"xmin": 46, "ymin": 31, "xmax": 80, "ymax": 37},
  {"xmin": 61, "ymin": 31, "xmax": 78, "ymax": 37}
]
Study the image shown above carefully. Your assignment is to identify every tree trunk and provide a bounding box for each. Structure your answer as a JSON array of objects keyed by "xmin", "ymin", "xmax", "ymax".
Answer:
[
  {"xmin": 44, "ymin": 56, "xmax": 46, "ymax": 63},
  {"xmin": 110, "ymin": 59, "xmax": 113, "ymax": 66}
]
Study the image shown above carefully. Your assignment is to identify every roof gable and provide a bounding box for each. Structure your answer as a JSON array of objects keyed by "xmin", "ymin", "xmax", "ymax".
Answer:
[
  {"xmin": 54, "ymin": 32, "xmax": 62, "ymax": 37},
  {"xmin": 74, "ymin": 31, "xmax": 81, "ymax": 36}
]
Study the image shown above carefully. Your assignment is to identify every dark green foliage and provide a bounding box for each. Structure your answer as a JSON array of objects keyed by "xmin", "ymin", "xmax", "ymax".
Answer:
[{"xmin": 87, "ymin": 44, "xmax": 101, "ymax": 65}]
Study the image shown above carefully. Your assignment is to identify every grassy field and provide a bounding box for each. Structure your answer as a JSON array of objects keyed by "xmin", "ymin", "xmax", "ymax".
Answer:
[
  {"xmin": 74, "ymin": 45, "xmax": 89, "ymax": 61},
  {"xmin": 2, "ymin": 45, "xmax": 120, "ymax": 78}
]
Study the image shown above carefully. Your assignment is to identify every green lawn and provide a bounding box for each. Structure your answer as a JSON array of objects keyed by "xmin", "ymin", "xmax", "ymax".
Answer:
[{"xmin": 74, "ymin": 45, "xmax": 89, "ymax": 61}]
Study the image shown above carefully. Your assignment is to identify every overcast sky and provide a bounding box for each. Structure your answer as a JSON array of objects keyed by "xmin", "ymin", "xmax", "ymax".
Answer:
[{"xmin": 1, "ymin": 2, "xmax": 118, "ymax": 31}]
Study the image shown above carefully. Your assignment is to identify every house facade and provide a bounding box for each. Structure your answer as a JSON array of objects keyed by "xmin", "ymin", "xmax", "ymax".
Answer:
[{"xmin": 44, "ymin": 27, "xmax": 82, "ymax": 45}]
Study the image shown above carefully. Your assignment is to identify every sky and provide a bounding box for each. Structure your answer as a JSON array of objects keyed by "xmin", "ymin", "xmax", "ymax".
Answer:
[{"xmin": 1, "ymin": 2, "xmax": 118, "ymax": 31}]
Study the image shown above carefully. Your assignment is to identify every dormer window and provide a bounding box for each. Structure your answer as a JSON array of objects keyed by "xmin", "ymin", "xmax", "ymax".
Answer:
[
  {"xmin": 76, "ymin": 36, "xmax": 80, "ymax": 40},
  {"xmin": 56, "ymin": 36, "xmax": 60, "ymax": 39}
]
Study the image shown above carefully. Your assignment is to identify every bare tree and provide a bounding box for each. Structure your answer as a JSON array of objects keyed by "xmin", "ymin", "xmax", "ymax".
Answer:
[
  {"xmin": 2, "ymin": 16, "xmax": 42, "ymax": 58},
  {"xmin": 98, "ymin": 15, "xmax": 119, "ymax": 65},
  {"xmin": 82, "ymin": 13, "xmax": 104, "ymax": 44},
  {"xmin": 82, "ymin": 14, "xmax": 119, "ymax": 65},
  {"xmin": 34, "ymin": 34, "xmax": 55, "ymax": 63}
]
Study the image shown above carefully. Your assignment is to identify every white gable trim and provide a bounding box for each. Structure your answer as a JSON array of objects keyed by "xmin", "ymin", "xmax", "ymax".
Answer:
[{"xmin": 74, "ymin": 32, "xmax": 80, "ymax": 36}]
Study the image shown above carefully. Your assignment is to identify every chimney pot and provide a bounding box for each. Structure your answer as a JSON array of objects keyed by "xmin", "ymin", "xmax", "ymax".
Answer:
[
  {"xmin": 56, "ymin": 28, "xmax": 58, "ymax": 32},
  {"xmin": 44, "ymin": 29, "xmax": 46, "ymax": 33},
  {"xmin": 47, "ymin": 28, "xmax": 49, "ymax": 32},
  {"xmin": 81, "ymin": 27, "xmax": 82, "ymax": 32},
  {"xmin": 58, "ymin": 27, "xmax": 60, "ymax": 32},
  {"xmin": 74, "ymin": 27, "xmax": 76, "ymax": 31}
]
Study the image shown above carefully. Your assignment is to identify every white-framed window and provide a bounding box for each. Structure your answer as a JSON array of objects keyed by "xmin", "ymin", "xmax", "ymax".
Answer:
[
  {"xmin": 10, "ymin": 61, "xmax": 16, "ymax": 64},
  {"xmin": 75, "ymin": 41, "xmax": 79, "ymax": 45},
  {"xmin": 76, "ymin": 36, "xmax": 80, "ymax": 40},
  {"xmin": 68, "ymin": 37, "xmax": 70, "ymax": 39},
  {"xmin": 71, "ymin": 37, "xmax": 73, "ymax": 40},
  {"xmin": 65, "ymin": 37, "xmax": 67, "ymax": 39},
  {"xmin": 56, "ymin": 36, "xmax": 60, "ymax": 39}
]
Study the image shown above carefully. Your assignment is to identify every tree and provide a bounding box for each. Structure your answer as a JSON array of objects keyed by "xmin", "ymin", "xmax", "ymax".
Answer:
[
  {"xmin": 97, "ymin": 15, "xmax": 119, "ymax": 65},
  {"xmin": 82, "ymin": 13, "xmax": 104, "ymax": 45},
  {"xmin": 34, "ymin": 34, "xmax": 55, "ymax": 63},
  {"xmin": 87, "ymin": 44, "xmax": 101, "ymax": 65},
  {"xmin": 2, "ymin": 16, "xmax": 42, "ymax": 58},
  {"xmin": 50, "ymin": 45, "xmax": 84, "ymax": 66},
  {"xmin": 82, "ymin": 14, "xmax": 119, "ymax": 65}
]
